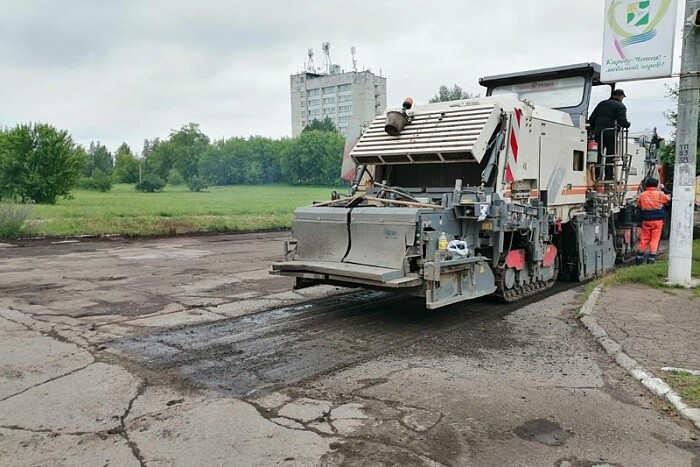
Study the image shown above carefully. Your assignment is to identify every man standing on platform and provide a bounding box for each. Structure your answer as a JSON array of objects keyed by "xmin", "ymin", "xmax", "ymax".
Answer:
[{"xmin": 588, "ymin": 89, "xmax": 631, "ymax": 181}]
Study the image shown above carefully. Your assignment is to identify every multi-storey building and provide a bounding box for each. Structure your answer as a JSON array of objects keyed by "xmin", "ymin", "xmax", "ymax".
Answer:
[{"xmin": 290, "ymin": 68, "xmax": 387, "ymax": 137}]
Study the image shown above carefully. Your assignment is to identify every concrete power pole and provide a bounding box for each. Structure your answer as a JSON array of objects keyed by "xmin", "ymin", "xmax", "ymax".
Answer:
[{"xmin": 668, "ymin": 0, "xmax": 700, "ymax": 286}]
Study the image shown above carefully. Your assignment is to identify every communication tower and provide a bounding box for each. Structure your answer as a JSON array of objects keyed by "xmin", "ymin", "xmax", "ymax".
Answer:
[
  {"xmin": 322, "ymin": 42, "xmax": 331, "ymax": 74},
  {"xmin": 306, "ymin": 48, "xmax": 315, "ymax": 73}
]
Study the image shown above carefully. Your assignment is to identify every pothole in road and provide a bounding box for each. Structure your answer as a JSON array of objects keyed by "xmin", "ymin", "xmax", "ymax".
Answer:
[{"xmin": 514, "ymin": 418, "xmax": 572, "ymax": 446}]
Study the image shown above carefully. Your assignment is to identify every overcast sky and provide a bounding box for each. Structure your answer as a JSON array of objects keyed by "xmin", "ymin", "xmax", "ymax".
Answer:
[{"xmin": 0, "ymin": 1, "xmax": 686, "ymax": 154}]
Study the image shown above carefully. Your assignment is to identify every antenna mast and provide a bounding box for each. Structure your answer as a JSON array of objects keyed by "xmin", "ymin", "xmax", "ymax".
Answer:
[
  {"xmin": 306, "ymin": 48, "xmax": 315, "ymax": 72},
  {"xmin": 322, "ymin": 42, "xmax": 331, "ymax": 74}
]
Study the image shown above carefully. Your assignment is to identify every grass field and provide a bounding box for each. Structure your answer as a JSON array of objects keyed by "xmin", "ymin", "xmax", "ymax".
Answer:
[
  {"xmin": 24, "ymin": 184, "xmax": 343, "ymax": 237},
  {"xmin": 579, "ymin": 239, "xmax": 700, "ymax": 305},
  {"xmin": 666, "ymin": 370, "xmax": 700, "ymax": 408}
]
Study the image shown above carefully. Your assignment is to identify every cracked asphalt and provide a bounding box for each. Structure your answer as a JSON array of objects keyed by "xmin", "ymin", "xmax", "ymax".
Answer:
[{"xmin": 0, "ymin": 232, "xmax": 698, "ymax": 466}]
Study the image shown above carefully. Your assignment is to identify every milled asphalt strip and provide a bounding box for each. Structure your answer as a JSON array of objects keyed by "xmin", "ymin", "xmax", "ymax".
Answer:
[{"xmin": 579, "ymin": 286, "xmax": 700, "ymax": 430}]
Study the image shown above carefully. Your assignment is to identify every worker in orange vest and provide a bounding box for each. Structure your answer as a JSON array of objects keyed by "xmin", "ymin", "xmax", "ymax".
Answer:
[{"xmin": 635, "ymin": 177, "xmax": 671, "ymax": 265}]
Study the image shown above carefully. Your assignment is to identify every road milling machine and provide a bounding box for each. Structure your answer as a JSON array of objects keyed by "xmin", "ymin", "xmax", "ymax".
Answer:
[{"xmin": 272, "ymin": 63, "xmax": 657, "ymax": 309}]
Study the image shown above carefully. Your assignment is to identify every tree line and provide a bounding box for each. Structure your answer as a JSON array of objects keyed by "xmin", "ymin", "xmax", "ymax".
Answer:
[
  {"xmin": 2, "ymin": 82, "xmax": 689, "ymax": 205},
  {"xmin": 0, "ymin": 118, "xmax": 346, "ymax": 204},
  {"xmin": 0, "ymin": 84, "xmax": 476, "ymax": 204}
]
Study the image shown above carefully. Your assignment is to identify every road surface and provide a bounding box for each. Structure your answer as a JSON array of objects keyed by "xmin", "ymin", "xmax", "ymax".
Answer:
[{"xmin": 0, "ymin": 232, "xmax": 697, "ymax": 466}]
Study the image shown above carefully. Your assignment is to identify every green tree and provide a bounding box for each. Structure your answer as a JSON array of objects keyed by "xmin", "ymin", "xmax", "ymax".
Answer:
[
  {"xmin": 658, "ymin": 85, "xmax": 700, "ymax": 176},
  {"xmin": 271, "ymin": 138, "xmax": 291, "ymax": 182},
  {"xmin": 143, "ymin": 142, "xmax": 169, "ymax": 180},
  {"xmin": 113, "ymin": 143, "xmax": 140, "ymax": 183},
  {"xmin": 0, "ymin": 123, "xmax": 86, "ymax": 204},
  {"xmin": 77, "ymin": 168, "xmax": 112, "ymax": 192},
  {"xmin": 85, "ymin": 141, "xmax": 113, "ymax": 177},
  {"xmin": 74, "ymin": 145, "xmax": 88, "ymax": 170},
  {"xmin": 429, "ymin": 84, "xmax": 478, "ymax": 103},
  {"xmin": 303, "ymin": 117, "xmax": 339, "ymax": 134},
  {"xmin": 167, "ymin": 168, "xmax": 185, "ymax": 185},
  {"xmin": 169, "ymin": 123, "xmax": 210, "ymax": 180},
  {"xmin": 199, "ymin": 137, "xmax": 252, "ymax": 185},
  {"xmin": 280, "ymin": 130, "xmax": 345, "ymax": 185},
  {"xmin": 135, "ymin": 174, "xmax": 165, "ymax": 193},
  {"xmin": 142, "ymin": 138, "xmax": 159, "ymax": 159},
  {"xmin": 248, "ymin": 136, "xmax": 285, "ymax": 183},
  {"xmin": 186, "ymin": 175, "xmax": 208, "ymax": 192},
  {"xmin": 245, "ymin": 160, "xmax": 263, "ymax": 184},
  {"xmin": 147, "ymin": 123, "xmax": 210, "ymax": 181},
  {"xmin": 140, "ymin": 137, "xmax": 159, "ymax": 178}
]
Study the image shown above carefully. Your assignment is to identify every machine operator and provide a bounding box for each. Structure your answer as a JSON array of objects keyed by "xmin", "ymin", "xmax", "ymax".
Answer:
[{"xmin": 588, "ymin": 88, "xmax": 631, "ymax": 181}]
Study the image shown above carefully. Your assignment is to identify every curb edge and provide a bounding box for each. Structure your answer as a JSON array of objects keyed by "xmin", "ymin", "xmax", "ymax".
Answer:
[{"xmin": 579, "ymin": 286, "xmax": 700, "ymax": 430}]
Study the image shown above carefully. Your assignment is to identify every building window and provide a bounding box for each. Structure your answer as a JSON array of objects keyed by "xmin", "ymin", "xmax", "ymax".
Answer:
[
  {"xmin": 339, "ymin": 105, "xmax": 352, "ymax": 113},
  {"xmin": 338, "ymin": 94, "xmax": 352, "ymax": 102},
  {"xmin": 338, "ymin": 116, "xmax": 349, "ymax": 123},
  {"xmin": 308, "ymin": 99, "xmax": 320, "ymax": 106},
  {"xmin": 338, "ymin": 84, "xmax": 351, "ymax": 91},
  {"xmin": 323, "ymin": 86, "xmax": 336, "ymax": 93},
  {"xmin": 301, "ymin": 111, "xmax": 306, "ymax": 116},
  {"xmin": 300, "ymin": 101, "xmax": 305, "ymax": 107},
  {"xmin": 324, "ymin": 108, "xmax": 335, "ymax": 115},
  {"xmin": 323, "ymin": 97, "xmax": 336, "ymax": 104},
  {"xmin": 308, "ymin": 89, "xmax": 320, "ymax": 96}
]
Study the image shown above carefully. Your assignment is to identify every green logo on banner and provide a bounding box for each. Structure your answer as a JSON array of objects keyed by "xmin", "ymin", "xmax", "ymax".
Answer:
[
  {"xmin": 607, "ymin": 0, "xmax": 672, "ymax": 57},
  {"xmin": 627, "ymin": 1, "xmax": 650, "ymax": 26}
]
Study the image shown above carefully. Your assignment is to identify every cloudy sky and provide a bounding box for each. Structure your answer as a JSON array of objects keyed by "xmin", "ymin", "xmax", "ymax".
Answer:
[{"xmin": 0, "ymin": 1, "xmax": 686, "ymax": 154}]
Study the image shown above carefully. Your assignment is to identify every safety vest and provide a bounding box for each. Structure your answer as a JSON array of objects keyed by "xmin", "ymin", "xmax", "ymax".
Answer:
[{"xmin": 638, "ymin": 187, "xmax": 670, "ymax": 221}]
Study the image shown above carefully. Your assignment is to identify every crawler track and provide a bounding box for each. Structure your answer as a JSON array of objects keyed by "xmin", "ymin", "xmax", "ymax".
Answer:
[{"xmin": 493, "ymin": 266, "xmax": 557, "ymax": 303}]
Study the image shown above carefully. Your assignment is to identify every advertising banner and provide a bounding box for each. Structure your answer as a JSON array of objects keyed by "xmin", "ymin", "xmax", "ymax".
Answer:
[{"xmin": 601, "ymin": 0, "xmax": 678, "ymax": 82}]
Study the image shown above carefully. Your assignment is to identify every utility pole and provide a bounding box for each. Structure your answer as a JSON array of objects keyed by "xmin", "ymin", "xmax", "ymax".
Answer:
[{"xmin": 668, "ymin": 0, "xmax": 700, "ymax": 285}]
